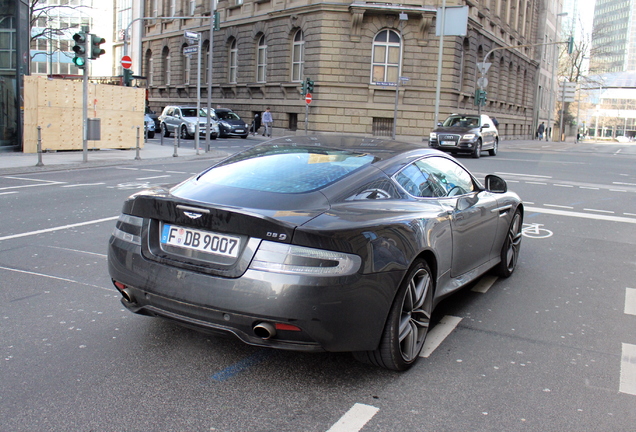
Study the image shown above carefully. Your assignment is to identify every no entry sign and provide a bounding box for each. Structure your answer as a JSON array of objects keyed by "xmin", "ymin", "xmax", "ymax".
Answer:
[
  {"xmin": 121, "ymin": 55, "xmax": 132, "ymax": 69},
  {"xmin": 305, "ymin": 93, "xmax": 312, "ymax": 104}
]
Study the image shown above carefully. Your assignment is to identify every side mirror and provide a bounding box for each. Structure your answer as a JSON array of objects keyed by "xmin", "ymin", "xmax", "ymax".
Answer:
[
  {"xmin": 437, "ymin": 122, "xmax": 442, "ymax": 126},
  {"xmin": 482, "ymin": 123, "xmax": 490, "ymax": 129},
  {"xmin": 485, "ymin": 175, "xmax": 507, "ymax": 193}
]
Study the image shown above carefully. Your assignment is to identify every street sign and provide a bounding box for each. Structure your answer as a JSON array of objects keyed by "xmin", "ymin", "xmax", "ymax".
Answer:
[
  {"xmin": 305, "ymin": 93, "xmax": 312, "ymax": 104},
  {"xmin": 183, "ymin": 46, "xmax": 198, "ymax": 55},
  {"xmin": 477, "ymin": 62, "xmax": 491, "ymax": 74},
  {"xmin": 375, "ymin": 81, "xmax": 397, "ymax": 87},
  {"xmin": 184, "ymin": 31, "xmax": 200, "ymax": 40},
  {"xmin": 477, "ymin": 77, "xmax": 489, "ymax": 88},
  {"xmin": 121, "ymin": 55, "xmax": 132, "ymax": 69}
]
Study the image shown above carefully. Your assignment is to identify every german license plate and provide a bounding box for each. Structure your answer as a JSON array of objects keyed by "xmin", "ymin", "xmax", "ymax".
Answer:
[
  {"xmin": 441, "ymin": 140, "xmax": 455, "ymax": 146},
  {"xmin": 160, "ymin": 224, "xmax": 240, "ymax": 258},
  {"xmin": 235, "ymin": 129, "xmax": 244, "ymax": 133}
]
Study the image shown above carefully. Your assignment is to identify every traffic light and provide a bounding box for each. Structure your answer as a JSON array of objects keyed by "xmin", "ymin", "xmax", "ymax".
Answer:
[
  {"xmin": 567, "ymin": 36, "xmax": 574, "ymax": 54},
  {"xmin": 72, "ymin": 31, "xmax": 88, "ymax": 68},
  {"xmin": 300, "ymin": 79, "xmax": 306, "ymax": 96},
  {"xmin": 474, "ymin": 89, "xmax": 487, "ymax": 106},
  {"xmin": 89, "ymin": 34, "xmax": 106, "ymax": 59},
  {"xmin": 123, "ymin": 69, "xmax": 134, "ymax": 87},
  {"xmin": 306, "ymin": 77, "xmax": 314, "ymax": 93}
]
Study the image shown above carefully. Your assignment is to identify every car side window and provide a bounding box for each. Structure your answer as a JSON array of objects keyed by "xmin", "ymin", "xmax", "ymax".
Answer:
[
  {"xmin": 419, "ymin": 157, "xmax": 476, "ymax": 197},
  {"xmin": 395, "ymin": 162, "xmax": 446, "ymax": 198}
]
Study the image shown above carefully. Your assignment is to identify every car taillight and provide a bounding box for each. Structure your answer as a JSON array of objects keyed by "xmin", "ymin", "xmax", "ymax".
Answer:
[
  {"xmin": 249, "ymin": 240, "xmax": 361, "ymax": 276},
  {"xmin": 111, "ymin": 214, "xmax": 143, "ymax": 245}
]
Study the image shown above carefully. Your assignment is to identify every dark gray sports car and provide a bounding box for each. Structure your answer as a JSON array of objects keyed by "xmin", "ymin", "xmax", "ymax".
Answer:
[{"xmin": 108, "ymin": 136, "xmax": 523, "ymax": 371}]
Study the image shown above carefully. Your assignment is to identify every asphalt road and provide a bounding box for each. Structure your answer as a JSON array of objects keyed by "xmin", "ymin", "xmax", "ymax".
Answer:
[{"xmin": 1, "ymin": 139, "xmax": 635, "ymax": 431}]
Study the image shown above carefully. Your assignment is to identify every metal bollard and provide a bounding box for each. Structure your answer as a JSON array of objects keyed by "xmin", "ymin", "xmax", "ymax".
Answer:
[
  {"xmin": 160, "ymin": 124, "xmax": 164, "ymax": 145},
  {"xmin": 173, "ymin": 131, "xmax": 178, "ymax": 157},
  {"xmin": 135, "ymin": 126, "xmax": 141, "ymax": 160},
  {"xmin": 36, "ymin": 126, "xmax": 44, "ymax": 167}
]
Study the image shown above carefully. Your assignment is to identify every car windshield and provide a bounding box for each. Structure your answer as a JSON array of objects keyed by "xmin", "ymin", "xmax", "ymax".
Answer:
[
  {"xmin": 193, "ymin": 147, "xmax": 376, "ymax": 193},
  {"xmin": 216, "ymin": 111, "xmax": 241, "ymax": 121},
  {"xmin": 181, "ymin": 108, "xmax": 206, "ymax": 117},
  {"xmin": 442, "ymin": 116, "xmax": 480, "ymax": 127}
]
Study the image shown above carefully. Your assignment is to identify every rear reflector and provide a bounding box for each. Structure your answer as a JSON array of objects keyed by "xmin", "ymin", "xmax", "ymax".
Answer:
[{"xmin": 274, "ymin": 323, "xmax": 301, "ymax": 332}]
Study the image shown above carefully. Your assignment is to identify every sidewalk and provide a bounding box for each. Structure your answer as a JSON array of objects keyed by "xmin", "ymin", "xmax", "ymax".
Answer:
[{"xmin": 0, "ymin": 135, "xmax": 628, "ymax": 176}]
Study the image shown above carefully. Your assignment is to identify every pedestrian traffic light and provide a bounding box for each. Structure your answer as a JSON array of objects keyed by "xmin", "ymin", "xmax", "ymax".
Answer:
[
  {"xmin": 306, "ymin": 77, "xmax": 314, "ymax": 93},
  {"xmin": 72, "ymin": 31, "xmax": 88, "ymax": 68},
  {"xmin": 474, "ymin": 89, "xmax": 487, "ymax": 106},
  {"xmin": 567, "ymin": 36, "xmax": 574, "ymax": 54},
  {"xmin": 124, "ymin": 69, "xmax": 134, "ymax": 87},
  {"xmin": 89, "ymin": 34, "xmax": 106, "ymax": 59},
  {"xmin": 300, "ymin": 79, "xmax": 306, "ymax": 96}
]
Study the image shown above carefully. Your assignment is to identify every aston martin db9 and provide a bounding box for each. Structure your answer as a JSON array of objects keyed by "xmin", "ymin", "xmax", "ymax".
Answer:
[{"xmin": 108, "ymin": 135, "xmax": 523, "ymax": 371}]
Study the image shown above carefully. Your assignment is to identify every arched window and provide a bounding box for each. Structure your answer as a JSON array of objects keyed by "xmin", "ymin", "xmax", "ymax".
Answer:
[
  {"xmin": 182, "ymin": 43, "xmax": 191, "ymax": 85},
  {"xmin": 202, "ymin": 40, "xmax": 209, "ymax": 84},
  {"xmin": 292, "ymin": 29, "xmax": 304, "ymax": 82},
  {"xmin": 229, "ymin": 38, "xmax": 237, "ymax": 83},
  {"xmin": 371, "ymin": 29, "xmax": 401, "ymax": 84},
  {"xmin": 257, "ymin": 35, "xmax": 267, "ymax": 83},
  {"xmin": 162, "ymin": 46, "xmax": 171, "ymax": 86},
  {"xmin": 459, "ymin": 38, "xmax": 470, "ymax": 92},
  {"xmin": 145, "ymin": 49, "xmax": 153, "ymax": 86}
]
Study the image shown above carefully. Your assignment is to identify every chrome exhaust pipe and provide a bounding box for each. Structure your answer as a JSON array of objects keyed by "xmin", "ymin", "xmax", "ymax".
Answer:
[
  {"xmin": 120, "ymin": 288, "xmax": 136, "ymax": 304},
  {"xmin": 253, "ymin": 322, "xmax": 276, "ymax": 340}
]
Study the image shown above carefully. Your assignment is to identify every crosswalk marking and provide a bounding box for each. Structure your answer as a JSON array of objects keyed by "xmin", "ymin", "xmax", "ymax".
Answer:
[
  {"xmin": 625, "ymin": 288, "xmax": 636, "ymax": 316},
  {"xmin": 620, "ymin": 343, "xmax": 636, "ymax": 396},
  {"xmin": 326, "ymin": 403, "xmax": 379, "ymax": 432}
]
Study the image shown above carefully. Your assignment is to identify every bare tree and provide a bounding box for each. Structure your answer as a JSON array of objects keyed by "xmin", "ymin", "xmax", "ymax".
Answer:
[{"xmin": 29, "ymin": 0, "xmax": 90, "ymax": 62}]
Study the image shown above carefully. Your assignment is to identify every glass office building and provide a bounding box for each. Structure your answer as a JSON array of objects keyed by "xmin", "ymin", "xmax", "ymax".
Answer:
[{"xmin": 0, "ymin": 0, "xmax": 29, "ymax": 151}]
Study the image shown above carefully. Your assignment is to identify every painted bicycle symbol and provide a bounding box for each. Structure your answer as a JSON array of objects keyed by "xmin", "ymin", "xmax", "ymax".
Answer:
[{"xmin": 522, "ymin": 223, "xmax": 553, "ymax": 239}]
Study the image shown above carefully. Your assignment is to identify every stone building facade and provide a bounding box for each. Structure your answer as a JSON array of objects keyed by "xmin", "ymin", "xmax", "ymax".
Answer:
[{"xmin": 140, "ymin": 0, "xmax": 551, "ymax": 140}]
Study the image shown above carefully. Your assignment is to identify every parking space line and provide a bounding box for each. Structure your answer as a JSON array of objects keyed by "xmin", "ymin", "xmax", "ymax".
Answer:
[
  {"xmin": 0, "ymin": 265, "xmax": 114, "ymax": 292},
  {"xmin": 626, "ymin": 288, "xmax": 636, "ymax": 316},
  {"xmin": 0, "ymin": 191, "xmax": 18, "ymax": 196},
  {"xmin": 420, "ymin": 315, "xmax": 462, "ymax": 358},
  {"xmin": 0, "ymin": 216, "xmax": 118, "ymax": 242},
  {"xmin": 136, "ymin": 175, "xmax": 171, "ymax": 180},
  {"xmin": 61, "ymin": 183, "xmax": 105, "ymax": 188},
  {"xmin": 471, "ymin": 275, "xmax": 498, "ymax": 293},
  {"xmin": 620, "ymin": 343, "xmax": 636, "ymax": 396},
  {"xmin": 326, "ymin": 403, "xmax": 379, "ymax": 432}
]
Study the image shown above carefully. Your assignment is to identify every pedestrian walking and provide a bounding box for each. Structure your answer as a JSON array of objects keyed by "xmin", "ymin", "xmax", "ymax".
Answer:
[
  {"xmin": 262, "ymin": 107, "xmax": 273, "ymax": 137},
  {"xmin": 537, "ymin": 122, "xmax": 545, "ymax": 141},
  {"xmin": 251, "ymin": 113, "xmax": 261, "ymax": 135}
]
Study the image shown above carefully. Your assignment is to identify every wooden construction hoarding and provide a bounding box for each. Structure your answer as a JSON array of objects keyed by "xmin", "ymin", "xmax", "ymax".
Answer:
[{"xmin": 23, "ymin": 75, "xmax": 145, "ymax": 153}]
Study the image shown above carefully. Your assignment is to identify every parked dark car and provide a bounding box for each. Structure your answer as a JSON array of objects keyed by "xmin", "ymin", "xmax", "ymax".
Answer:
[
  {"xmin": 428, "ymin": 114, "xmax": 499, "ymax": 158},
  {"xmin": 108, "ymin": 136, "xmax": 523, "ymax": 371},
  {"xmin": 211, "ymin": 108, "xmax": 249, "ymax": 138},
  {"xmin": 145, "ymin": 107, "xmax": 160, "ymax": 130}
]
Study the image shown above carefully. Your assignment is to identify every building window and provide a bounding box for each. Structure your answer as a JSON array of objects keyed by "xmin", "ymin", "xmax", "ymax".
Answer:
[
  {"xmin": 145, "ymin": 50, "xmax": 153, "ymax": 86},
  {"xmin": 189, "ymin": 0, "xmax": 196, "ymax": 15},
  {"xmin": 371, "ymin": 29, "xmax": 401, "ymax": 84},
  {"xmin": 0, "ymin": 18, "xmax": 16, "ymax": 70},
  {"xmin": 292, "ymin": 29, "xmax": 304, "ymax": 82},
  {"xmin": 162, "ymin": 46, "xmax": 170, "ymax": 85},
  {"xmin": 229, "ymin": 38, "xmax": 237, "ymax": 83},
  {"xmin": 257, "ymin": 35, "xmax": 267, "ymax": 83},
  {"xmin": 183, "ymin": 44, "xmax": 191, "ymax": 85}
]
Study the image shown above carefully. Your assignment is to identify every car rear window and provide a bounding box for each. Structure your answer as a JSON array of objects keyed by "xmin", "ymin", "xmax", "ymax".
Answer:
[{"xmin": 196, "ymin": 147, "xmax": 376, "ymax": 193}]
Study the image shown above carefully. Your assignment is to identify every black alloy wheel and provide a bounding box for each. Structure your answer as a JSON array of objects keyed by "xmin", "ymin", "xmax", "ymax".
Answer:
[
  {"xmin": 493, "ymin": 209, "xmax": 522, "ymax": 278},
  {"xmin": 353, "ymin": 259, "xmax": 433, "ymax": 371},
  {"xmin": 180, "ymin": 125, "xmax": 190, "ymax": 140},
  {"xmin": 472, "ymin": 139, "xmax": 482, "ymax": 158},
  {"xmin": 161, "ymin": 123, "xmax": 170, "ymax": 137}
]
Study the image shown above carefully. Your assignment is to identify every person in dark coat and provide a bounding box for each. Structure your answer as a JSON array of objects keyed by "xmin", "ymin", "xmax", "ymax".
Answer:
[{"xmin": 251, "ymin": 113, "xmax": 261, "ymax": 135}]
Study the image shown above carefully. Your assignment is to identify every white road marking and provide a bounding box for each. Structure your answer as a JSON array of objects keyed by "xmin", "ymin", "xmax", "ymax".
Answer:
[
  {"xmin": 115, "ymin": 167, "xmax": 139, "ymax": 171},
  {"xmin": 614, "ymin": 182, "xmax": 636, "ymax": 186},
  {"xmin": 0, "ymin": 265, "xmax": 114, "ymax": 292},
  {"xmin": 495, "ymin": 172, "xmax": 552, "ymax": 179},
  {"xmin": 140, "ymin": 169, "xmax": 164, "ymax": 172},
  {"xmin": 625, "ymin": 288, "xmax": 636, "ymax": 316},
  {"xmin": 61, "ymin": 183, "xmax": 105, "ymax": 188},
  {"xmin": 0, "ymin": 191, "xmax": 18, "ymax": 196},
  {"xmin": 0, "ymin": 216, "xmax": 118, "ymax": 242},
  {"xmin": 136, "ymin": 175, "xmax": 171, "ymax": 180},
  {"xmin": 554, "ymin": 184, "xmax": 574, "ymax": 188},
  {"xmin": 583, "ymin": 208, "xmax": 614, "ymax": 214},
  {"xmin": 620, "ymin": 343, "xmax": 636, "ymax": 396},
  {"xmin": 4, "ymin": 176, "xmax": 61, "ymax": 183},
  {"xmin": 166, "ymin": 170, "xmax": 187, "ymax": 174},
  {"xmin": 609, "ymin": 189, "xmax": 627, "ymax": 192},
  {"xmin": 526, "ymin": 181, "xmax": 548, "ymax": 185},
  {"xmin": 326, "ymin": 403, "xmax": 379, "ymax": 432},
  {"xmin": 420, "ymin": 315, "xmax": 462, "ymax": 358},
  {"xmin": 525, "ymin": 206, "xmax": 636, "ymax": 224},
  {"xmin": 471, "ymin": 275, "xmax": 498, "ymax": 293},
  {"xmin": 580, "ymin": 186, "xmax": 599, "ymax": 190},
  {"xmin": 0, "ymin": 182, "xmax": 66, "ymax": 191},
  {"xmin": 544, "ymin": 204, "xmax": 573, "ymax": 209},
  {"xmin": 625, "ymin": 213, "xmax": 636, "ymax": 217},
  {"xmin": 46, "ymin": 245, "xmax": 107, "ymax": 258}
]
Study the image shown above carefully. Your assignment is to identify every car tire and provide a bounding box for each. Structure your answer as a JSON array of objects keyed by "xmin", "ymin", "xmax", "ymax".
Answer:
[
  {"xmin": 180, "ymin": 125, "xmax": 190, "ymax": 140},
  {"xmin": 147, "ymin": 131, "xmax": 155, "ymax": 139},
  {"xmin": 472, "ymin": 139, "xmax": 482, "ymax": 158},
  {"xmin": 161, "ymin": 123, "xmax": 170, "ymax": 137},
  {"xmin": 211, "ymin": 134, "xmax": 217, "ymax": 140},
  {"xmin": 489, "ymin": 138, "xmax": 498, "ymax": 156},
  {"xmin": 493, "ymin": 209, "xmax": 522, "ymax": 278},
  {"xmin": 353, "ymin": 259, "xmax": 433, "ymax": 371}
]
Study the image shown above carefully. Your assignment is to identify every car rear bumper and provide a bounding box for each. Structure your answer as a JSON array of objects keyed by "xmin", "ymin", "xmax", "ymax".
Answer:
[{"xmin": 108, "ymin": 236, "xmax": 403, "ymax": 352}]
